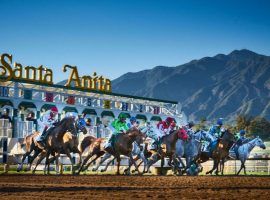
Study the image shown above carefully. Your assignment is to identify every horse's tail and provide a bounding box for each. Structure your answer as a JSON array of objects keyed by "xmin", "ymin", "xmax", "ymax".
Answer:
[{"xmin": 80, "ymin": 136, "xmax": 95, "ymax": 153}]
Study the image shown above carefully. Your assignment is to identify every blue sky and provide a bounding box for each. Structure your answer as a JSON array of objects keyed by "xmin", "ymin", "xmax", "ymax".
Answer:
[{"xmin": 1, "ymin": 0, "xmax": 270, "ymax": 82}]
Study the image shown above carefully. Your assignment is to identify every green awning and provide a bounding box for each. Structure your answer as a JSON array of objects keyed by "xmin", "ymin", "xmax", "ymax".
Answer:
[
  {"xmin": 63, "ymin": 106, "xmax": 78, "ymax": 113},
  {"xmin": 101, "ymin": 111, "xmax": 115, "ymax": 118},
  {"xmin": 136, "ymin": 114, "xmax": 147, "ymax": 121},
  {"xmin": 82, "ymin": 109, "xmax": 97, "ymax": 115},
  {"xmin": 150, "ymin": 116, "xmax": 162, "ymax": 121},
  {"xmin": 18, "ymin": 101, "xmax": 37, "ymax": 109},
  {"xmin": 0, "ymin": 99, "xmax": 13, "ymax": 107},
  {"xmin": 41, "ymin": 104, "xmax": 56, "ymax": 111}
]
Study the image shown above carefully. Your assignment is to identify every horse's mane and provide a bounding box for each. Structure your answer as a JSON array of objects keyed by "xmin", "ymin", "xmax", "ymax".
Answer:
[
  {"xmin": 52, "ymin": 117, "xmax": 75, "ymax": 139},
  {"xmin": 59, "ymin": 117, "xmax": 74, "ymax": 125}
]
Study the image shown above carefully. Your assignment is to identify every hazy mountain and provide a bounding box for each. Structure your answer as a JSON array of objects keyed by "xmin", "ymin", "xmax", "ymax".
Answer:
[{"xmin": 112, "ymin": 49, "xmax": 270, "ymax": 122}]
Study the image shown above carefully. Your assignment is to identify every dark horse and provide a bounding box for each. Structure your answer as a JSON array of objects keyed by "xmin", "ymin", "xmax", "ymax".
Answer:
[
  {"xmin": 145, "ymin": 128, "xmax": 188, "ymax": 174},
  {"xmin": 18, "ymin": 117, "xmax": 87, "ymax": 174},
  {"xmin": 197, "ymin": 129, "xmax": 235, "ymax": 175},
  {"xmin": 78, "ymin": 127, "xmax": 145, "ymax": 175}
]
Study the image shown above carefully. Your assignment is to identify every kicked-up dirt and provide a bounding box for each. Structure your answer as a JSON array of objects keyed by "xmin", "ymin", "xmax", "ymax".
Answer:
[{"xmin": 0, "ymin": 174, "xmax": 269, "ymax": 199}]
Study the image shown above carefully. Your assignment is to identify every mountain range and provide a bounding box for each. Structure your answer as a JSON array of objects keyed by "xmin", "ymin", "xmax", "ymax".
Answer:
[{"xmin": 112, "ymin": 49, "xmax": 270, "ymax": 122}]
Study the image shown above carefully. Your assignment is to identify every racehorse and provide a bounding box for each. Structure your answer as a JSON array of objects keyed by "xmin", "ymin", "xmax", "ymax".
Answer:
[
  {"xmin": 18, "ymin": 117, "xmax": 87, "ymax": 174},
  {"xmin": 123, "ymin": 139, "xmax": 148, "ymax": 175},
  {"xmin": 145, "ymin": 128, "xmax": 188, "ymax": 174},
  {"xmin": 76, "ymin": 136, "xmax": 106, "ymax": 174},
  {"xmin": 175, "ymin": 130, "xmax": 214, "ymax": 175},
  {"xmin": 198, "ymin": 129, "xmax": 235, "ymax": 175},
  {"xmin": 228, "ymin": 136, "xmax": 266, "ymax": 175},
  {"xmin": 87, "ymin": 127, "xmax": 145, "ymax": 175}
]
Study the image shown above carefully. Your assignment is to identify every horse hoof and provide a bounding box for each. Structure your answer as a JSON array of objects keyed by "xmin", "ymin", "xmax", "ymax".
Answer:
[
  {"xmin": 92, "ymin": 168, "xmax": 97, "ymax": 172},
  {"xmin": 101, "ymin": 169, "xmax": 105, "ymax": 173}
]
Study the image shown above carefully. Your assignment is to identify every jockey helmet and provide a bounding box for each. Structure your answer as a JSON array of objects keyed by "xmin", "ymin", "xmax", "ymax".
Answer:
[
  {"xmin": 187, "ymin": 121, "xmax": 194, "ymax": 128},
  {"xmin": 130, "ymin": 116, "xmax": 137, "ymax": 123},
  {"xmin": 216, "ymin": 118, "xmax": 223, "ymax": 126},
  {"xmin": 50, "ymin": 106, "xmax": 58, "ymax": 113},
  {"xmin": 119, "ymin": 113, "xmax": 127, "ymax": 119},
  {"xmin": 240, "ymin": 130, "xmax": 246, "ymax": 136},
  {"xmin": 165, "ymin": 117, "xmax": 174, "ymax": 124}
]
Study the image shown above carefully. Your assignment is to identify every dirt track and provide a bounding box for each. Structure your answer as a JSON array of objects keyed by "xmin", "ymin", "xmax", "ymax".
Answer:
[{"xmin": 0, "ymin": 175, "xmax": 269, "ymax": 199}]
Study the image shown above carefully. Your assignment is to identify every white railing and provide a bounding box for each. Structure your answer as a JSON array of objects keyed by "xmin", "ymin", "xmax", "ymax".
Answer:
[
  {"xmin": 17, "ymin": 121, "xmax": 35, "ymax": 138},
  {"xmin": 0, "ymin": 119, "xmax": 12, "ymax": 138}
]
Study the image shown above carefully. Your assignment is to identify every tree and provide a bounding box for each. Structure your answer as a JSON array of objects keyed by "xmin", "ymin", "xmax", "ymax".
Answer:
[
  {"xmin": 236, "ymin": 115, "xmax": 253, "ymax": 131},
  {"xmin": 194, "ymin": 117, "xmax": 207, "ymax": 131},
  {"xmin": 248, "ymin": 117, "xmax": 270, "ymax": 139}
]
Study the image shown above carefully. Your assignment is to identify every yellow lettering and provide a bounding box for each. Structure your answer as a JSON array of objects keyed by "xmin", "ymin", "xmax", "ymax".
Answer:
[
  {"xmin": 13, "ymin": 62, "xmax": 23, "ymax": 79},
  {"xmin": 25, "ymin": 66, "xmax": 37, "ymax": 80},
  {"xmin": 0, "ymin": 53, "xmax": 13, "ymax": 82},
  {"xmin": 104, "ymin": 79, "xmax": 112, "ymax": 92},
  {"xmin": 63, "ymin": 65, "xmax": 81, "ymax": 87},
  {"xmin": 81, "ymin": 75, "xmax": 92, "ymax": 89},
  {"xmin": 43, "ymin": 68, "xmax": 53, "ymax": 84}
]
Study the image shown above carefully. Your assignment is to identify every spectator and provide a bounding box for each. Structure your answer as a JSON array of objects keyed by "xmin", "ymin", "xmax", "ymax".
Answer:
[
  {"xmin": 0, "ymin": 108, "xmax": 12, "ymax": 124},
  {"xmin": 86, "ymin": 118, "xmax": 92, "ymax": 127},
  {"xmin": 26, "ymin": 111, "xmax": 37, "ymax": 126}
]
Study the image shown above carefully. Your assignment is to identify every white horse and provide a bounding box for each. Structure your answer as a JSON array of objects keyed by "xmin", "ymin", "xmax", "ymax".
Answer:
[
  {"xmin": 175, "ymin": 130, "xmax": 215, "ymax": 174},
  {"xmin": 228, "ymin": 136, "xmax": 266, "ymax": 175}
]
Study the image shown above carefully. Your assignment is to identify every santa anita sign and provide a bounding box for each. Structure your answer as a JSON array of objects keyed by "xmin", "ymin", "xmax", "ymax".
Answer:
[{"xmin": 0, "ymin": 53, "xmax": 112, "ymax": 92}]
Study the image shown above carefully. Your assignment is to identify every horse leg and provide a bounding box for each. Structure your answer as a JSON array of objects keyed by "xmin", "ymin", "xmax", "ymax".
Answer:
[
  {"xmin": 46, "ymin": 151, "xmax": 51, "ymax": 175},
  {"xmin": 32, "ymin": 151, "xmax": 46, "ymax": 174},
  {"xmin": 220, "ymin": 159, "xmax": 225, "ymax": 175},
  {"xmin": 176, "ymin": 156, "xmax": 185, "ymax": 175},
  {"xmin": 215, "ymin": 160, "xmax": 220, "ymax": 175},
  {"xmin": 116, "ymin": 156, "xmax": 121, "ymax": 175},
  {"xmin": 92, "ymin": 153, "xmax": 111, "ymax": 172},
  {"xmin": 146, "ymin": 153, "xmax": 160, "ymax": 173},
  {"xmin": 243, "ymin": 162, "xmax": 247, "ymax": 175},
  {"xmin": 77, "ymin": 153, "xmax": 93, "ymax": 174},
  {"xmin": 206, "ymin": 159, "xmax": 217, "ymax": 175},
  {"xmin": 54, "ymin": 152, "xmax": 60, "ymax": 175},
  {"xmin": 101, "ymin": 157, "xmax": 115, "ymax": 172},
  {"xmin": 129, "ymin": 154, "xmax": 141, "ymax": 175},
  {"xmin": 27, "ymin": 149, "xmax": 42, "ymax": 171},
  {"xmin": 83, "ymin": 153, "xmax": 104, "ymax": 172},
  {"xmin": 73, "ymin": 147, "xmax": 82, "ymax": 168},
  {"xmin": 17, "ymin": 152, "xmax": 30, "ymax": 172},
  {"xmin": 160, "ymin": 157, "xmax": 165, "ymax": 175},
  {"xmin": 65, "ymin": 148, "xmax": 75, "ymax": 175},
  {"xmin": 140, "ymin": 152, "xmax": 148, "ymax": 173},
  {"xmin": 124, "ymin": 158, "xmax": 132, "ymax": 175},
  {"xmin": 237, "ymin": 160, "xmax": 245, "ymax": 175}
]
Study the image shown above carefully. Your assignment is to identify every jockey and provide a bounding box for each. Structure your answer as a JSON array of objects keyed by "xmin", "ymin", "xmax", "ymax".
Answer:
[
  {"xmin": 105, "ymin": 113, "xmax": 129, "ymax": 149},
  {"xmin": 208, "ymin": 118, "xmax": 223, "ymax": 139},
  {"xmin": 204, "ymin": 118, "xmax": 223, "ymax": 153},
  {"xmin": 149, "ymin": 117, "xmax": 176, "ymax": 149},
  {"xmin": 185, "ymin": 121, "xmax": 195, "ymax": 137},
  {"xmin": 157, "ymin": 117, "xmax": 176, "ymax": 137},
  {"xmin": 127, "ymin": 116, "xmax": 139, "ymax": 129},
  {"xmin": 233, "ymin": 130, "xmax": 247, "ymax": 158},
  {"xmin": 36, "ymin": 106, "xmax": 59, "ymax": 144}
]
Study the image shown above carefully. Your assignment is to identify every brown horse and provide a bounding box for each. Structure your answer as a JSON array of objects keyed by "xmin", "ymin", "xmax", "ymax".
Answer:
[
  {"xmin": 21, "ymin": 117, "xmax": 87, "ymax": 174},
  {"xmin": 76, "ymin": 136, "xmax": 106, "ymax": 174},
  {"xmin": 145, "ymin": 128, "xmax": 188, "ymax": 174},
  {"xmin": 17, "ymin": 132, "xmax": 41, "ymax": 172},
  {"xmin": 78, "ymin": 127, "xmax": 145, "ymax": 175},
  {"xmin": 197, "ymin": 129, "xmax": 235, "ymax": 175}
]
